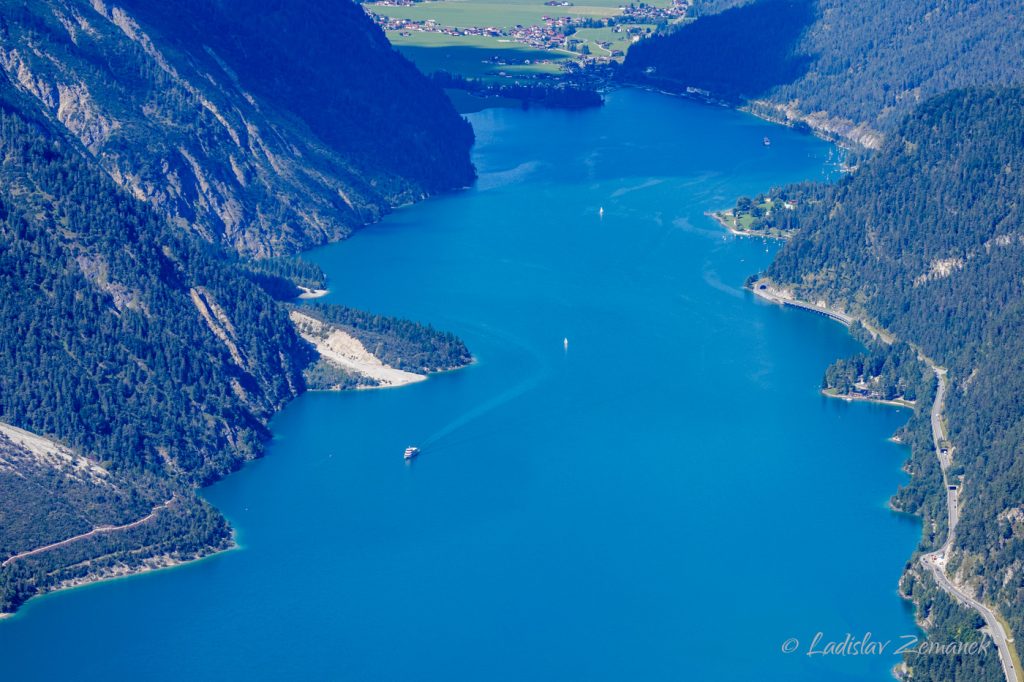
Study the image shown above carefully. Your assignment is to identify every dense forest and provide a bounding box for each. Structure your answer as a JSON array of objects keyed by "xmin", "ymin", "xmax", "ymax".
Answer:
[
  {"xmin": 0, "ymin": 21, "xmax": 474, "ymax": 610},
  {"xmin": 0, "ymin": 487, "xmax": 233, "ymax": 614},
  {"xmin": 240, "ymin": 257, "xmax": 327, "ymax": 292},
  {"xmin": 0, "ymin": 82, "xmax": 312, "ymax": 484},
  {"xmin": 624, "ymin": 0, "xmax": 1024, "ymax": 143},
  {"xmin": 899, "ymin": 570, "xmax": 1005, "ymax": 682},
  {"xmin": 821, "ymin": 326, "xmax": 926, "ymax": 403},
  {"xmin": 621, "ymin": 0, "xmax": 816, "ymax": 102},
  {"xmin": 0, "ymin": 79, "xmax": 309, "ymax": 610},
  {"xmin": 294, "ymin": 304, "xmax": 473, "ymax": 374},
  {"xmin": 0, "ymin": 9, "xmax": 1019, "ymax": 682},
  {"xmin": 239, "ymin": 257, "xmax": 330, "ymax": 301},
  {"xmin": 0, "ymin": 430, "xmax": 153, "ymax": 559},
  {"xmin": 0, "ymin": 0, "xmax": 475, "ymax": 256},
  {"xmin": 755, "ymin": 87, "xmax": 1024, "ymax": 679}
]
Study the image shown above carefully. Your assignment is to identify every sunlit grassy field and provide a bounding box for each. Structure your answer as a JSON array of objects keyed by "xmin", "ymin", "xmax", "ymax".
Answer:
[
  {"xmin": 570, "ymin": 25, "xmax": 654, "ymax": 58},
  {"xmin": 374, "ymin": 0, "xmax": 671, "ymax": 80},
  {"xmin": 370, "ymin": 0, "xmax": 632, "ymax": 29}
]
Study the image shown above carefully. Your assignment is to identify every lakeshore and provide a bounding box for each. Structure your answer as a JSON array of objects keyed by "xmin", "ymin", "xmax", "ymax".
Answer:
[
  {"xmin": 297, "ymin": 286, "xmax": 329, "ymax": 299},
  {"xmin": 0, "ymin": 89, "xmax": 920, "ymax": 682},
  {"xmin": 748, "ymin": 277, "xmax": 855, "ymax": 326},
  {"xmin": 289, "ymin": 310, "xmax": 428, "ymax": 388},
  {"xmin": 0, "ymin": 541, "xmax": 238, "ymax": 623},
  {"xmin": 821, "ymin": 388, "xmax": 915, "ymax": 409},
  {"xmin": 746, "ymin": 277, "xmax": 1021, "ymax": 681},
  {"xmin": 707, "ymin": 208, "xmax": 794, "ymax": 239}
]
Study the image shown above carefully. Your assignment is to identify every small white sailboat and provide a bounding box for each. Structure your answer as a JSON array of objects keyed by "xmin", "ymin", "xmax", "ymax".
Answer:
[
  {"xmin": 564, "ymin": 337, "xmax": 569, "ymax": 350},
  {"xmin": 599, "ymin": 207, "xmax": 604, "ymax": 218}
]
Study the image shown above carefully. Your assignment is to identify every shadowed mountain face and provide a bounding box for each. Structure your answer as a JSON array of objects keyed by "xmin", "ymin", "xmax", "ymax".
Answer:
[
  {"xmin": 624, "ymin": 0, "xmax": 1024, "ymax": 146},
  {"xmin": 0, "ymin": 0, "xmax": 475, "ymax": 257},
  {"xmin": 114, "ymin": 0, "xmax": 476, "ymax": 194},
  {"xmin": 622, "ymin": 0, "xmax": 816, "ymax": 101}
]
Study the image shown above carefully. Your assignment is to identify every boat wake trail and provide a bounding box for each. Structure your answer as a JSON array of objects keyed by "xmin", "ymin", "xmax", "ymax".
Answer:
[{"xmin": 420, "ymin": 371, "xmax": 544, "ymax": 452}]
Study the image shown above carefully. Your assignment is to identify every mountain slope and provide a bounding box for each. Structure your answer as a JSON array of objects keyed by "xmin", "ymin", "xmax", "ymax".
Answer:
[
  {"xmin": 0, "ymin": 0, "xmax": 479, "ymax": 612},
  {"xmin": 622, "ymin": 0, "xmax": 816, "ymax": 102},
  {"xmin": 0, "ymin": 73, "xmax": 317, "ymax": 610},
  {"xmin": 760, "ymin": 87, "xmax": 1024, "ymax": 680},
  {"xmin": 0, "ymin": 0, "xmax": 474, "ymax": 256},
  {"xmin": 622, "ymin": 0, "xmax": 1024, "ymax": 146},
  {"xmin": 0, "ymin": 77, "xmax": 313, "ymax": 483}
]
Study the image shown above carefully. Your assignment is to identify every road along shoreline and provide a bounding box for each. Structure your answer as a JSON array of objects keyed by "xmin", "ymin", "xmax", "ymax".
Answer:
[{"xmin": 747, "ymin": 278, "xmax": 1021, "ymax": 682}]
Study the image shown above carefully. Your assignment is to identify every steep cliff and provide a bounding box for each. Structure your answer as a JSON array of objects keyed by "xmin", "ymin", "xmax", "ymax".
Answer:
[
  {"xmin": 0, "ymin": 75, "xmax": 314, "ymax": 610},
  {"xmin": 0, "ymin": 0, "xmax": 475, "ymax": 257}
]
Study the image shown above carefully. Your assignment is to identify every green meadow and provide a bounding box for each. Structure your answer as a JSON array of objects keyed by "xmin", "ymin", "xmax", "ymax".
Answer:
[
  {"xmin": 375, "ymin": 0, "xmax": 671, "ymax": 80},
  {"xmin": 570, "ymin": 25, "xmax": 654, "ymax": 58},
  {"xmin": 370, "ymin": 0, "xmax": 627, "ymax": 29}
]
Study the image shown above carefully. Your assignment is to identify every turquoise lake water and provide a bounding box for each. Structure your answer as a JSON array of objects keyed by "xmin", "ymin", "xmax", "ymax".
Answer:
[{"xmin": 0, "ymin": 89, "xmax": 921, "ymax": 681}]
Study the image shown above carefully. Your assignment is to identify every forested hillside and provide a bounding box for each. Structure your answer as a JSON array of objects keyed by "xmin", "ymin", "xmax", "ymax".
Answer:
[
  {"xmin": 0, "ymin": 77, "xmax": 309, "ymax": 610},
  {"xmin": 296, "ymin": 304, "xmax": 473, "ymax": 374},
  {"xmin": 0, "ymin": 0, "xmax": 477, "ymax": 616},
  {"xmin": 0, "ymin": 0, "xmax": 474, "ymax": 256},
  {"xmin": 759, "ymin": 87, "xmax": 1024, "ymax": 680},
  {"xmin": 0, "ymin": 74, "xmax": 476, "ymax": 614},
  {"xmin": 621, "ymin": 0, "xmax": 815, "ymax": 102},
  {"xmin": 623, "ymin": 0, "xmax": 1024, "ymax": 146},
  {"xmin": 0, "ymin": 81, "xmax": 313, "ymax": 482}
]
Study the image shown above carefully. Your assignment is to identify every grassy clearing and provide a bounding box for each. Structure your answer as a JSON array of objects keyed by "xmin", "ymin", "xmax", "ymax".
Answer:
[
  {"xmin": 373, "ymin": 0, "xmax": 670, "ymax": 75},
  {"xmin": 570, "ymin": 25, "xmax": 654, "ymax": 58},
  {"xmin": 370, "ymin": 0, "xmax": 627, "ymax": 29}
]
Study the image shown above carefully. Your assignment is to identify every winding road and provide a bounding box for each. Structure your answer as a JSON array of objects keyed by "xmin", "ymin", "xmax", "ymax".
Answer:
[
  {"xmin": 2, "ymin": 495, "xmax": 177, "ymax": 568},
  {"xmin": 749, "ymin": 283, "xmax": 1020, "ymax": 681},
  {"xmin": 918, "ymin": 365, "xmax": 1020, "ymax": 682}
]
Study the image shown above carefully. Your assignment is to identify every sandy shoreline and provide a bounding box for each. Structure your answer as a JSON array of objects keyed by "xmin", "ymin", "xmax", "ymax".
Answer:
[
  {"xmin": 1, "ymin": 308, "xmax": 435, "ymax": 620},
  {"xmin": 296, "ymin": 286, "xmax": 328, "ymax": 299},
  {"xmin": 289, "ymin": 310, "xmax": 427, "ymax": 388}
]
